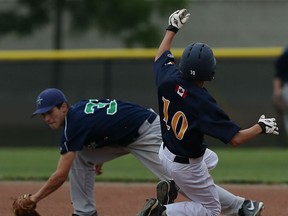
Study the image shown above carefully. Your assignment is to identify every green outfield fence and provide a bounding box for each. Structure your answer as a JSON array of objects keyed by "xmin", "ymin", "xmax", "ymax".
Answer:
[{"xmin": 0, "ymin": 47, "xmax": 287, "ymax": 148}]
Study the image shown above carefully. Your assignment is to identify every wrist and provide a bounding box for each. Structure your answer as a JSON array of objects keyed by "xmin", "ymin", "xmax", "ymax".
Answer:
[
  {"xmin": 257, "ymin": 122, "xmax": 265, "ymax": 134},
  {"xmin": 166, "ymin": 25, "xmax": 179, "ymax": 33},
  {"xmin": 29, "ymin": 194, "xmax": 38, "ymax": 203}
]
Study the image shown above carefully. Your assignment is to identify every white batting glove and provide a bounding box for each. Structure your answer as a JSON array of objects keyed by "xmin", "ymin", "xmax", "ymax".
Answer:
[
  {"xmin": 257, "ymin": 115, "xmax": 279, "ymax": 135},
  {"xmin": 166, "ymin": 9, "xmax": 190, "ymax": 33}
]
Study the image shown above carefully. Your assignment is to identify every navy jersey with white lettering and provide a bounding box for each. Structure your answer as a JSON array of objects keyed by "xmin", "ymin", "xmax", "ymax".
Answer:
[
  {"xmin": 153, "ymin": 50, "xmax": 240, "ymax": 158},
  {"xmin": 60, "ymin": 99, "xmax": 152, "ymax": 154}
]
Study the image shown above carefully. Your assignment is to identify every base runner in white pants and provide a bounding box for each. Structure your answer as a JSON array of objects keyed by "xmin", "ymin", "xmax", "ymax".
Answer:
[
  {"xmin": 137, "ymin": 8, "xmax": 279, "ymax": 216},
  {"xmin": 14, "ymin": 88, "xmax": 269, "ymax": 216}
]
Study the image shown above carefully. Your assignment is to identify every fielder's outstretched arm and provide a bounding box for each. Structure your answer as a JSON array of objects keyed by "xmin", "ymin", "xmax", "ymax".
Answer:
[{"xmin": 30, "ymin": 151, "xmax": 76, "ymax": 203}]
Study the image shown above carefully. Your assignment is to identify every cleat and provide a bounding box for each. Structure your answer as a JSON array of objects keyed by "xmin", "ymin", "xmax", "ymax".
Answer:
[
  {"xmin": 137, "ymin": 198, "xmax": 166, "ymax": 216},
  {"xmin": 156, "ymin": 180, "xmax": 178, "ymax": 205},
  {"xmin": 239, "ymin": 200, "xmax": 264, "ymax": 216}
]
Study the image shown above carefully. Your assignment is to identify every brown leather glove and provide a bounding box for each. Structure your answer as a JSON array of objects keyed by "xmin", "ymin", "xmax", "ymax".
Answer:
[{"xmin": 12, "ymin": 193, "xmax": 40, "ymax": 216}]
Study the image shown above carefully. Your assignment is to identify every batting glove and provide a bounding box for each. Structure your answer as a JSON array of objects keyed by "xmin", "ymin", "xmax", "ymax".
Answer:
[
  {"xmin": 166, "ymin": 9, "xmax": 190, "ymax": 33},
  {"xmin": 257, "ymin": 115, "xmax": 279, "ymax": 135}
]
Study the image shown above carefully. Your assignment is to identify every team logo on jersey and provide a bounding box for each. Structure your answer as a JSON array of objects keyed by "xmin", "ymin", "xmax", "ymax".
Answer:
[
  {"xmin": 175, "ymin": 84, "xmax": 187, "ymax": 98},
  {"xmin": 87, "ymin": 141, "xmax": 100, "ymax": 149}
]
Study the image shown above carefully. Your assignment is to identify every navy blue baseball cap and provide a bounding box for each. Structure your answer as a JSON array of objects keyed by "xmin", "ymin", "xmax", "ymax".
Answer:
[{"xmin": 32, "ymin": 88, "xmax": 68, "ymax": 116}]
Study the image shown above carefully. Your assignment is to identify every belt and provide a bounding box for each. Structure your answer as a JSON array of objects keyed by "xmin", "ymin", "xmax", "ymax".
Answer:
[
  {"xmin": 162, "ymin": 145, "xmax": 190, "ymax": 164},
  {"xmin": 174, "ymin": 156, "xmax": 190, "ymax": 164},
  {"xmin": 147, "ymin": 112, "xmax": 157, "ymax": 124}
]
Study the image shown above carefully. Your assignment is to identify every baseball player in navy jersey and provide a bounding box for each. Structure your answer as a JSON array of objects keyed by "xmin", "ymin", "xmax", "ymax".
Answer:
[
  {"xmin": 273, "ymin": 47, "xmax": 288, "ymax": 139},
  {"xmin": 13, "ymin": 88, "xmax": 170, "ymax": 216},
  {"xmin": 137, "ymin": 9, "xmax": 279, "ymax": 216}
]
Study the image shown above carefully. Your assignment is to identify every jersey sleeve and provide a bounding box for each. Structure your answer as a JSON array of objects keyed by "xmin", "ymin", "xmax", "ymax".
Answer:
[
  {"xmin": 60, "ymin": 117, "xmax": 89, "ymax": 154},
  {"xmin": 153, "ymin": 50, "xmax": 178, "ymax": 87},
  {"xmin": 198, "ymin": 97, "xmax": 241, "ymax": 144}
]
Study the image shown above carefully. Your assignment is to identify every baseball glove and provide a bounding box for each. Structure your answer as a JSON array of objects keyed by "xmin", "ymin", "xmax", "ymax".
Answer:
[{"xmin": 12, "ymin": 194, "xmax": 40, "ymax": 216}]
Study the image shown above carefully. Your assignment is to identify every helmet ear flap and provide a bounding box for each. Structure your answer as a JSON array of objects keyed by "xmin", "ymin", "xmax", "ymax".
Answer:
[{"xmin": 180, "ymin": 42, "xmax": 216, "ymax": 81}]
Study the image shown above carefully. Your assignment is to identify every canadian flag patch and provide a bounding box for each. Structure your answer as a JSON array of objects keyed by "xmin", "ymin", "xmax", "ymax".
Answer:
[
  {"xmin": 165, "ymin": 61, "xmax": 175, "ymax": 65},
  {"xmin": 175, "ymin": 84, "xmax": 187, "ymax": 98}
]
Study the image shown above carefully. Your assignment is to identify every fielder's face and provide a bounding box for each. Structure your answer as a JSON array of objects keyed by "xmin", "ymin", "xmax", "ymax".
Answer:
[{"xmin": 41, "ymin": 104, "xmax": 68, "ymax": 129}]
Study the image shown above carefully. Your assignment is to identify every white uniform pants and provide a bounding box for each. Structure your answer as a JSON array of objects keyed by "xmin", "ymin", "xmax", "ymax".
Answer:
[
  {"xmin": 69, "ymin": 116, "xmax": 243, "ymax": 216},
  {"xmin": 159, "ymin": 143, "xmax": 220, "ymax": 216}
]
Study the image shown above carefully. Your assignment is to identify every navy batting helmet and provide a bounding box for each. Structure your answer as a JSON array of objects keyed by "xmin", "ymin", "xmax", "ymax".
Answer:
[{"xmin": 180, "ymin": 42, "xmax": 216, "ymax": 81}]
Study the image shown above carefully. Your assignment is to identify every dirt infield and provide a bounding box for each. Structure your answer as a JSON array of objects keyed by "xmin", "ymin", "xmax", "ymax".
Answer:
[{"xmin": 2, "ymin": 181, "xmax": 288, "ymax": 216}]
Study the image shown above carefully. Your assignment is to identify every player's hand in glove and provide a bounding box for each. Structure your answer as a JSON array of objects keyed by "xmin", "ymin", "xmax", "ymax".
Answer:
[
  {"xmin": 12, "ymin": 193, "xmax": 40, "ymax": 216},
  {"xmin": 166, "ymin": 9, "xmax": 190, "ymax": 33},
  {"xmin": 257, "ymin": 115, "xmax": 279, "ymax": 135}
]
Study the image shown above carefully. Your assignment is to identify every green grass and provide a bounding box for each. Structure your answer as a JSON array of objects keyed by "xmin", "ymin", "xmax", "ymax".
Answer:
[
  {"xmin": 211, "ymin": 147, "xmax": 288, "ymax": 184},
  {"xmin": 0, "ymin": 147, "xmax": 58, "ymax": 180},
  {"xmin": 0, "ymin": 147, "xmax": 287, "ymax": 184}
]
